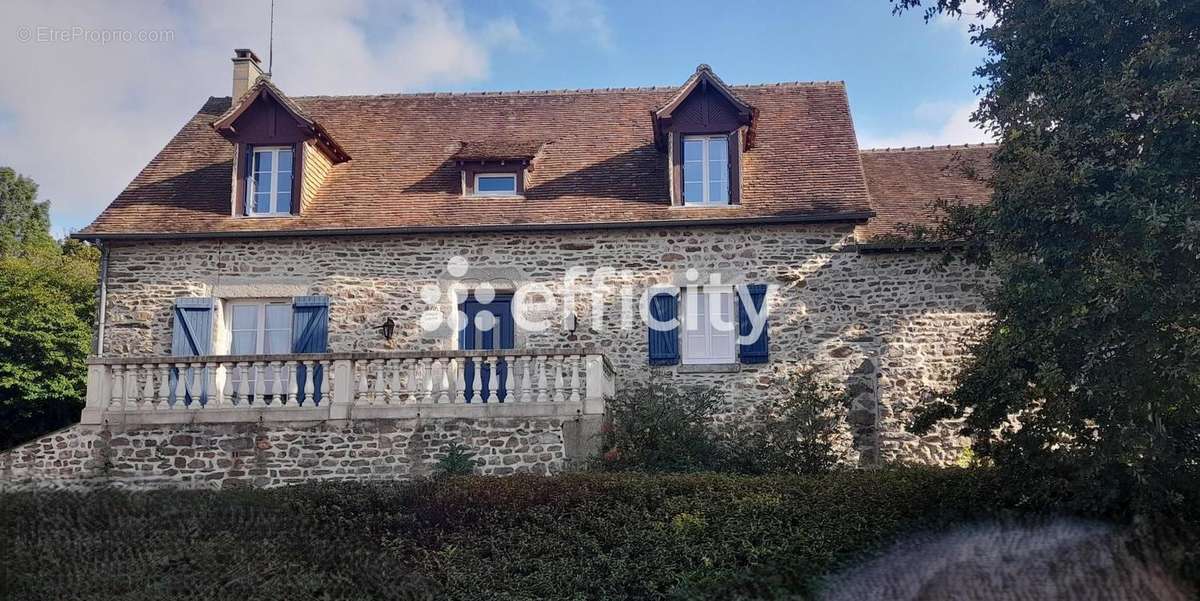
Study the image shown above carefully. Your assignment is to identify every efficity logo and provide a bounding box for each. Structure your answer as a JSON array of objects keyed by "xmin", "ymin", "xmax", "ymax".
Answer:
[{"xmin": 416, "ymin": 255, "xmax": 773, "ymax": 342}]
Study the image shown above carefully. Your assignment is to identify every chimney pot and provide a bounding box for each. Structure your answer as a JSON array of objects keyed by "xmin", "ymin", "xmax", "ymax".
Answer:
[{"xmin": 231, "ymin": 48, "xmax": 265, "ymax": 99}]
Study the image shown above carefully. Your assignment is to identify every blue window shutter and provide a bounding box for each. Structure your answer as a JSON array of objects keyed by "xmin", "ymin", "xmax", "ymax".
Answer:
[
  {"xmin": 292, "ymin": 295, "xmax": 330, "ymax": 404},
  {"xmin": 170, "ymin": 297, "xmax": 214, "ymax": 406},
  {"xmin": 171, "ymin": 297, "xmax": 214, "ymax": 356},
  {"xmin": 648, "ymin": 292, "xmax": 680, "ymax": 365},
  {"xmin": 738, "ymin": 284, "xmax": 769, "ymax": 364}
]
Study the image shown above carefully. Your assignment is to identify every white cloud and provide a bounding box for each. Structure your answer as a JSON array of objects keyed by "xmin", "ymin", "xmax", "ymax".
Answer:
[
  {"xmin": 858, "ymin": 99, "xmax": 994, "ymax": 150},
  {"xmin": 0, "ymin": 0, "xmax": 524, "ymax": 232},
  {"xmin": 535, "ymin": 0, "xmax": 612, "ymax": 50}
]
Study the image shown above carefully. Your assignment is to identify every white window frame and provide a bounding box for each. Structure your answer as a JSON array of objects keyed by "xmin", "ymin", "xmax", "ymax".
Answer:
[
  {"xmin": 472, "ymin": 173, "xmax": 519, "ymax": 197},
  {"xmin": 682, "ymin": 135, "xmax": 730, "ymax": 206},
  {"xmin": 224, "ymin": 300, "xmax": 293, "ymax": 355},
  {"xmin": 681, "ymin": 287, "xmax": 737, "ymax": 365},
  {"xmin": 246, "ymin": 146, "xmax": 294, "ymax": 216}
]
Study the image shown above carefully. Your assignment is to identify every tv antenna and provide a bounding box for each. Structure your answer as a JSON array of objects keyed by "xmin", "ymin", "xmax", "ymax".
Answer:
[{"xmin": 267, "ymin": 0, "xmax": 275, "ymax": 77}]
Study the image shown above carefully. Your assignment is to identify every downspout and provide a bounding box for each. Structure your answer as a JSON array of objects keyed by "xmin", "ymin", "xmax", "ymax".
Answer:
[{"xmin": 95, "ymin": 243, "xmax": 109, "ymax": 356}]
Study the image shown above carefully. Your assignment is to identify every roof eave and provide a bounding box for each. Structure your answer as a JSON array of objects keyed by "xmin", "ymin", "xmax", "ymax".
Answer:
[{"xmin": 72, "ymin": 211, "xmax": 876, "ymax": 242}]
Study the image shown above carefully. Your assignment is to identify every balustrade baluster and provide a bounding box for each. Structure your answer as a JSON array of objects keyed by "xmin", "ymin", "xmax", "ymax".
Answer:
[
  {"xmin": 553, "ymin": 355, "xmax": 566, "ymax": 402},
  {"xmin": 109, "ymin": 364, "xmax": 124, "ymax": 410},
  {"xmin": 371, "ymin": 360, "xmax": 387, "ymax": 404},
  {"xmin": 536, "ymin": 356, "xmax": 549, "ymax": 402},
  {"xmin": 569, "ymin": 355, "xmax": 581, "ymax": 402},
  {"xmin": 356, "ymin": 361, "xmax": 370, "ymax": 405},
  {"xmin": 141, "ymin": 364, "xmax": 156, "ymax": 410},
  {"xmin": 405, "ymin": 359, "xmax": 419, "ymax": 403},
  {"xmin": 486, "ymin": 356, "xmax": 499, "ymax": 403},
  {"xmin": 236, "ymin": 362, "xmax": 250, "ymax": 406},
  {"xmin": 285, "ymin": 361, "xmax": 298, "ymax": 406},
  {"xmin": 173, "ymin": 362, "xmax": 188, "ymax": 409},
  {"xmin": 424, "ymin": 355, "xmax": 439, "ymax": 403},
  {"xmin": 219, "ymin": 362, "xmax": 233, "ymax": 408},
  {"xmin": 469, "ymin": 356, "xmax": 483, "ymax": 403},
  {"xmin": 304, "ymin": 361, "xmax": 317, "ymax": 405},
  {"xmin": 253, "ymin": 364, "xmax": 266, "ymax": 406},
  {"xmin": 318, "ymin": 360, "xmax": 331, "ymax": 405},
  {"xmin": 156, "ymin": 364, "xmax": 170, "ymax": 409},
  {"xmin": 191, "ymin": 364, "xmax": 204, "ymax": 408},
  {"xmin": 434, "ymin": 358, "xmax": 449, "ymax": 403},
  {"xmin": 387, "ymin": 360, "xmax": 402, "ymax": 404},
  {"xmin": 204, "ymin": 362, "xmax": 218, "ymax": 408},
  {"xmin": 520, "ymin": 356, "xmax": 533, "ymax": 403},
  {"xmin": 449, "ymin": 358, "xmax": 462, "ymax": 404},
  {"xmin": 124, "ymin": 365, "xmax": 138, "ymax": 409}
]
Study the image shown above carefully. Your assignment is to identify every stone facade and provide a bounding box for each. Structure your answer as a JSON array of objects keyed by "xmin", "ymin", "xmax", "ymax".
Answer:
[
  {"xmin": 0, "ymin": 417, "xmax": 575, "ymax": 491},
  {"xmin": 2, "ymin": 223, "xmax": 991, "ymax": 488}
]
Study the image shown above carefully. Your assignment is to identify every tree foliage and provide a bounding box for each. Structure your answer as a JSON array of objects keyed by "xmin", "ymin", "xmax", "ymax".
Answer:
[
  {"xmin": 0, "ymin": 168, "xmax": 97, "ymax": 448},
  {"xmin": 0, "ymin": 167, "xmax": 54, "ymax": 256},
  {"xmin": 894, "ymin": 0, "xmax": 1200, "ymax": 515}
]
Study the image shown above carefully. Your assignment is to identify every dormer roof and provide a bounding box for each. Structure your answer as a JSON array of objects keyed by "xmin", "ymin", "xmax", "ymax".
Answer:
[
  {"xmin": 211, "ymin": 78, "xmax": 351, "ymax": 163},
  {"xmin": 451, "ymin": 140, "xmax": 547, "ymax": 164},
  {"xmin": 652, "ymin": 64, "xmax": 756, "ymax": 149}
]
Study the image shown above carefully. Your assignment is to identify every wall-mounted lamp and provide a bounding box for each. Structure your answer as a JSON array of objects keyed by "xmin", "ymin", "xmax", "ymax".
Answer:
[{"xmin": 377, "ymin": 317, "xmax": 396, "ymax": 340}]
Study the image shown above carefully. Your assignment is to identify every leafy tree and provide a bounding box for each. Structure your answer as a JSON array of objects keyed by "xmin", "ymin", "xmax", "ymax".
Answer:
[
  {"xmin": 894, "ymin": 1, "xmax": 1200, "ymax": 515},
  {"xmin": 0, "ymin": 167, "xmax": 54, "ymax": 256},
  {"xmin": 0, "ymin": 169, "xmax": 97, "ymax": 448}
]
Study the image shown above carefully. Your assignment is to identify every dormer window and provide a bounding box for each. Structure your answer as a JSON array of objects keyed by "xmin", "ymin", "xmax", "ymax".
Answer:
[
  {"xmin": 653, "ymin": 65, "xmax": 755, "ymax": 207},
  {"xmin": 682, "ymin": 135, "xmax": 729, "ymax": 205},
  {"xmin": 247, "ymin": 146, "xmax": 295, "ymax": 215},
  {"xmin": 473, "ymin": 173, "xmax": 519, "ymax": 197}
]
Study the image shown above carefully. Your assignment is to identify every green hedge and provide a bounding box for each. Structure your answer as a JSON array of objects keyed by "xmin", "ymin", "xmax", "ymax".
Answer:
[{"xmin": 0, "ymin": 469, "xmax": 1057, "ymax": 600}]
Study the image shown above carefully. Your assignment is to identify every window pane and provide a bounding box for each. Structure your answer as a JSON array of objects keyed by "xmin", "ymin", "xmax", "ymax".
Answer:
[
  {"xmin": 264, "ymin": 330, "xmax": 290, "ymax": 354},
  {"xmin": 707, "ymin": 136, "xmax": 728, "ymax": 157},
  {"xmin": 254, "ymin": 192, "xmax": 272, "ymax": 213},
  {"xmin": 683, "ymin": 138, "xmax": 703, "ymax": 161},
  {"xmin": 231, "ymin": 331, "xmax": 257, "ymax": 355},
  {"xmin": 231, "ymin": 305, "xmax": 258, "ymax": 330},
  {"xmin": 709, "ymin": 181, "xmax": 729, "ymax": 204},
  {"xmin": 276, "ymin": 149, "xmax": 293, "ymax": 173},
  {"xmin": 683, "ymin": 182, "xmax": 704, "ymax": 203},
  {"xmin": 254, "ymin": 150, "xmax": 273, "ymax": 172},
  {"xmin": 265, "ymin": 305, "xmax": 291, "ymax": 330},
  {"xmin": 683, "ymin": 161, "xmax": 702, "ymax": 183},
  {"xmin": 476, "ymin": 175, "xmax": 516, "ymax": 194}
]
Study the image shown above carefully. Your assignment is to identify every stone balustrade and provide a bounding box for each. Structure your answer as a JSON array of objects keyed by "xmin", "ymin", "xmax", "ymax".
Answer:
[{"xmin": 82, "ymin": 349, "xmax": 614, "ymax": 425}]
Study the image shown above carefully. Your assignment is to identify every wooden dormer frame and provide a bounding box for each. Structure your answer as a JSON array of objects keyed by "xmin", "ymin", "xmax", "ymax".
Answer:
[{"xmin": 652, "ymin": 64, "xmax": 756, "ymax": 152}]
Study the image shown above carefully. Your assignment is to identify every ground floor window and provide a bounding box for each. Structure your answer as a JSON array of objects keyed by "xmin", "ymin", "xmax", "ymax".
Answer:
[
  {"xmin": 228, "ymin": 301, "xmax": 292, "ymax": 355},
  {"xmin": 681, "ymin": 288, "xmax": 736, "ymax": 364}
]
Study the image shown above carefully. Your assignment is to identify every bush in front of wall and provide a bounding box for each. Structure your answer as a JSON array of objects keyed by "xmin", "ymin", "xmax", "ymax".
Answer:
[
  {"xmin": 433, "ymin": 442, "xmax": 480, "ymax": 478},
  {"xmin": 720, "ymin": 366, "xmax": 845, "ymax": 475},
  {"xmin": 597, "ymin": 376, "xmax": 727, "ymax": 472}
]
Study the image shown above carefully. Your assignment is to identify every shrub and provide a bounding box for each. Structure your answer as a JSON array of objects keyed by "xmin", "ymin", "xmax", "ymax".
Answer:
[
  {"xmin": 720, "ymin": 366, "xmax": 844, "ymax": 475},
  {"xmin": 0, "ymin": 469, "xmax": 1040, "ymax": 601},
  {"xmin": 433, "ymin": 442, "xmax": 480, "ymax": 478},
  {"xmin": 598, "ymin": 375, "xmax": 726, "ymax": 472}
]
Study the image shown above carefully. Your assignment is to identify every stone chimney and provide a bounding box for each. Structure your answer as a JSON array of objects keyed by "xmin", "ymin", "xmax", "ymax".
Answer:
[{"xmin": 231, "ymin": 48, "xmax": 265, "ymax": 98}]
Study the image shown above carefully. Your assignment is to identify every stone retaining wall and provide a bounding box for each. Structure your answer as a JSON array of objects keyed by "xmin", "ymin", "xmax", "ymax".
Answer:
[{"xmin": 0, "ymin": 418, "xmax": 582, "ymax": 491}]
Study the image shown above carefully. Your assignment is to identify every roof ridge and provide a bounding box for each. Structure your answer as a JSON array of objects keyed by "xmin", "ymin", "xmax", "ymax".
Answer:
[
  {"xmin": 859, "ymin": 142, "xmax": 998, "ymax": 153},
  {"xmin": 204, "ymin": 80, "xmax": 842, "ymax": 102}
]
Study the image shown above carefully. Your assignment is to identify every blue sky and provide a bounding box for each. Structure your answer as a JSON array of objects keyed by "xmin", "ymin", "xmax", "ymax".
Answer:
[{"xmin": 1, "ymin": 0, "xmax": 990, "ymax": 233}]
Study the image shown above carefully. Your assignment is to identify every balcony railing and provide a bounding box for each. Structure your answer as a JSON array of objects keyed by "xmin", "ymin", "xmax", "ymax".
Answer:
[{"xmin": 81, "ymin": 348, "xmax": 614, "ymax": 425}]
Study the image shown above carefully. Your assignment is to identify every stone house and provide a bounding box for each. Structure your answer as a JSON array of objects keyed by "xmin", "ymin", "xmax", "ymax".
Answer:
[{"xmin": 0, "ymin": 49, "xmax": 993, "ymax": 489}]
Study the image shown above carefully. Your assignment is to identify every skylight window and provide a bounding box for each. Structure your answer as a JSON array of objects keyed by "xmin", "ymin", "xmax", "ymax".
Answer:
[{"xmin": 473, "ymin": 173, "xmax": 519, "ymax": 197}]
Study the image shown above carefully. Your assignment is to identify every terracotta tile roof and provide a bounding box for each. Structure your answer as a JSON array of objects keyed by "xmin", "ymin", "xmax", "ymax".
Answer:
[
  {"xmin": 451, "ymin": 139, "xmax": 546, "ymax": 162},
  {"xmin": 858, "ymin": 144, "xmax": 995, "ymax": 239},
  {"xmin": 78, "ymin": 81, "xmax": 875, "ymax": 237}
]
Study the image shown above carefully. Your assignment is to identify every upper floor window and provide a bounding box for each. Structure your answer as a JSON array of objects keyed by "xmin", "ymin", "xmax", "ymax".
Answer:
[
  {"xmin": 682, "ymin": 135, "xmax": 729, "ymax": 205},
  {"xmin": 473, "ymin": 173, "xmax": 518, "ymax": 197},
  {"xmin": 247, "ymin": 146, "xmax": 294, "ymax": 215}
]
